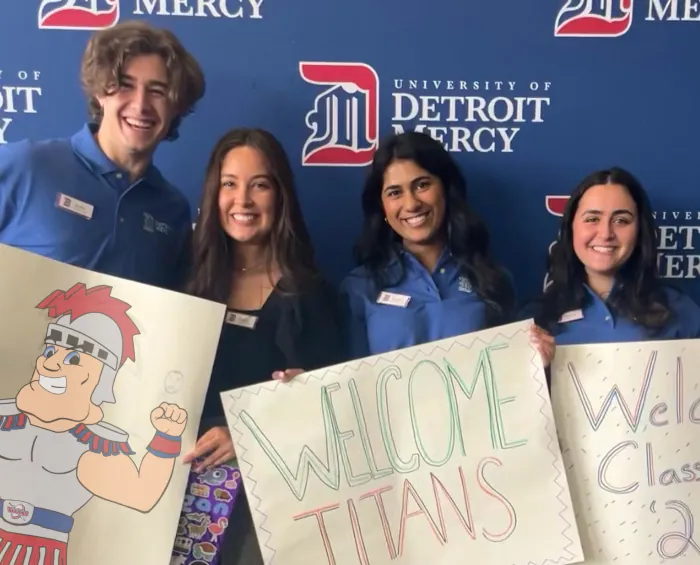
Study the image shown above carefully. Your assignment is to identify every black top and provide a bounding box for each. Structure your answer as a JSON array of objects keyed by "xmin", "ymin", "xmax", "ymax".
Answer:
[{"xmin": 201, "ymin": 277, "xmax": 347, "ymax": 428}]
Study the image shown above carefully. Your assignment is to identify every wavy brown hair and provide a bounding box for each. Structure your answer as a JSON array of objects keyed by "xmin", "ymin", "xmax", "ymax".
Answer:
[
  {"xmin": 80, "ymin": 20, "xmax": 205, "ymax": 141},
  {"xmin": 186, "ymin": 128, "xmax": 320, "ymax": 303}
]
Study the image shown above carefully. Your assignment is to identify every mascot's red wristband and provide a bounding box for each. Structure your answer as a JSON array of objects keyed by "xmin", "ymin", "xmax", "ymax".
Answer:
[{"xmin": 147, "ymin": 431, "xmax": 182, "ymax": 458}]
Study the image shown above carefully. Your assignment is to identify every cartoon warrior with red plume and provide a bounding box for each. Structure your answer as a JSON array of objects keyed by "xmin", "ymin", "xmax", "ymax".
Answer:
[{"xmin": 0, "ymin": 283, "xmax": 188, "ymax": 565}]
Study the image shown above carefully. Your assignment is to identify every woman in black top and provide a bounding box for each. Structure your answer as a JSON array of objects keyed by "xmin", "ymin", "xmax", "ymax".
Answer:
[{"xmin": 182, "ymin": 127, "xmax": 346, "ymax": 564}]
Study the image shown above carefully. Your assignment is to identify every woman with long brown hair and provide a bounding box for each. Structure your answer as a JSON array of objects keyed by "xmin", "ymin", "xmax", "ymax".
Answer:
[{"xmin": 182, "ymin": 127, "xmax": 345, "ymax": 564}]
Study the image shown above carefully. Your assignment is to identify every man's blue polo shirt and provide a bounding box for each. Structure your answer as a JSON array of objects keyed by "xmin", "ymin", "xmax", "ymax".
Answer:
[{"xmin": 0, "ymin": 124, "xmax": 192, "ymax": 291}]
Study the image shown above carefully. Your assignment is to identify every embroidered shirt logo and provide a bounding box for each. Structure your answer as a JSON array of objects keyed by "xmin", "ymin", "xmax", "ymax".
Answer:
[
  {"xmin": 458, "ymin": 276, "xmax": 472, "ymax": 293},
  {"xmin": 143, "ymin": 213, "xmax": 172, "ymax": 235}
]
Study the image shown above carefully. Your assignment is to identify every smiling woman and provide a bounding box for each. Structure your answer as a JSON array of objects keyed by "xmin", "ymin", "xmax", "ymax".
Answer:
[
  {"xmin": 217, "ymin": 145, "xmax": 277, "ymax": 246},
  {"xmin": 521, "ymin": 166, "xmax": 700, "ymax": 346},
  {"xmin": 380, "ymin": 158, "xmax": 447, "ymax": 253},
  {"xmin": 183, "ymin": 127, "xmax": 347, "ymax": 565},
  {"xmin": 339, "ymin": 131, "xmax": 521, "ymax": 360}
]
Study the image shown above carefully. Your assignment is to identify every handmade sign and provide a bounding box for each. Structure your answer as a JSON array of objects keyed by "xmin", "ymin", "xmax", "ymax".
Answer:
[
  {"xmin": 0, "ymin": 244, "xmax": 226, "ymax": 565},
  {"xmin": 551, "ymin": 339, "xmax": 700, "ymax": 565},
  {"xmin": 221, "ymin": 320, "xmax": 584, "ymax": 565}
]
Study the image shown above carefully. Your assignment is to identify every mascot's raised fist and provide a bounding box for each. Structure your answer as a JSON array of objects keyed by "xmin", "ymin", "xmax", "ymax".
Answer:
[{"xmin": 150, "ymin": 402, "xmax": 188, "ymax": 437}]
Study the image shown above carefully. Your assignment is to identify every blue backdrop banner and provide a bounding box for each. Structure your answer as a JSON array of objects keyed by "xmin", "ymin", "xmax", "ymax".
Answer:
[{"xmin": 2, "ymin": 0, "xmax": 699, "ymax": 305}]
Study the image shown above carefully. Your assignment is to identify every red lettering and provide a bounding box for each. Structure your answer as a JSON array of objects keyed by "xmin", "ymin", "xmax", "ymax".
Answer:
[
  {"xmin": 359, "ymin": 485, "xmax": 397, "ymax": 558},
  {"xmin": 397, "ymin": 479, "xmax": 445, "ymax": 555},
  {"xmin": 348, "ymin": 499, "xmax": 370, "ymax": 564},
  {"xmin": 430, "ymin": 467, "xmax": 476, "ymax": 541},
  {"xmin": 293, "ymin": 503, "xmax": 340, "ymax": 564},
  {"xmin": 476, "ymin": 457, "xmax": 516, "ymax": 541}
]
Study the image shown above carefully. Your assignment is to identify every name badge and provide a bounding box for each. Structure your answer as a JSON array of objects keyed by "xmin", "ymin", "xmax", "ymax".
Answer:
[
  {"xmin": 225, "ymin": 311, "xmax": 258, "ymax": 329},
  {"xmin": 559, "ymin": 309, "xmax": 584, "ymax": 323},
  {"xmin": 377, "ymin": 291, "xmax": 411, "ymax": 308},
  {"xmin": 56, "ymin": 193, "xmax": 94, "ymax": 220}
]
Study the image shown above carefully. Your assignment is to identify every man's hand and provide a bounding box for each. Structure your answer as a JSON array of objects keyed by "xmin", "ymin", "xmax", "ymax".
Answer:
[
  {"xmin": 183, "ymin": 426, "xmax": 235, "ymax": 473},
  {"xmin": 150, "ymin": 402, "xmax": 188, "ymax": 437}
]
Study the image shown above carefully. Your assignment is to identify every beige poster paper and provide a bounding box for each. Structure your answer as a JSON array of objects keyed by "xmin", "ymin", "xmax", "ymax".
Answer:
[
  {"xmin": 221, "ymin": 320, "xmax": 584, "ymax": 565},
  {"xmin": 0, "ymin": 244, "xmax": 226, "ymax": 565},
  {"xmin": 551, "ymin": 340, "xmax": 700, "ymax": 564}
]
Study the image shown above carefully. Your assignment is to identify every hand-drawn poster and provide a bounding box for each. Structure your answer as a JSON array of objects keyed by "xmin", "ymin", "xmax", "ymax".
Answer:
[
  {"xmin": 0, "ymin": 244, "xmax": 226, "ymax": 565},
  {"xmin": 551, "ymin": 340, "xmax": 700, "ymax": 564},
  {"xmin": 221, "ymin": 320, "xmax": 584, "ymax": 565}
]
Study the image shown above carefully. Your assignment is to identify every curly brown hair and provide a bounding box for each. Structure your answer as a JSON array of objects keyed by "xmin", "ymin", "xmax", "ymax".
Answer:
[{"xmin": 80, "ymin": 20, "xmax": 205, "ymax": 141}]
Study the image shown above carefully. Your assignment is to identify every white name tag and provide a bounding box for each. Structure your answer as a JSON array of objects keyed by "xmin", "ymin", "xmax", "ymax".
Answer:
[
  {"xmin": 559, "ymin": 309, "xmax": 584, "ymax": 323},
  {"xmin": 225, "ymin": 311, "xmax": 258, "ymax": 329},
  {"xmin": 56, "ymin": 193, "xmax": 94, "ymax": 220},
  {"xmin": 377, "ymin": 291, "xmax": 411, "ymax": 308}
]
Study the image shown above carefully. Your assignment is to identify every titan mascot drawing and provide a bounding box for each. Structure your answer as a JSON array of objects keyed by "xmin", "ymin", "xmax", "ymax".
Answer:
[{"xmin": 0, "ymin": 283, "xmax": 188, "ymax": 565}]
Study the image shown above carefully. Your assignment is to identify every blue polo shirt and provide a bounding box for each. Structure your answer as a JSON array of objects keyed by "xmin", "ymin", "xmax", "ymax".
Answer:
[
  {"xmin": 340, "ymin": 248, "xmax": 495, "ymax": 359},
  {"xmin": 520, "ymin": 285, "xmax": 700, "ymax": 346},
  {"xmin": 0, "ymin": 124, "xmax": 192, "ymax": 290}
]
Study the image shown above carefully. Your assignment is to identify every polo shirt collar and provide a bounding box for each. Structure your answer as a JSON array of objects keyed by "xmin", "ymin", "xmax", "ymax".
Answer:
[
  {"xmin": 70, "ymin": 122, "xmax": 168, "ymax": 190},
  {"xmin": 583, "ymin": 278, "xmax": 625, "ymax": 305},
  {"xmin": 391, "ymin": 244, "xmax": 453, "ymax": 272}
]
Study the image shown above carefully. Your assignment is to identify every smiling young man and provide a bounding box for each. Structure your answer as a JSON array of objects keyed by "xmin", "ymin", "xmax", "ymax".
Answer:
[{"xmin": 0, "ymin": 20, "xmax": 206, "ymax": 291}]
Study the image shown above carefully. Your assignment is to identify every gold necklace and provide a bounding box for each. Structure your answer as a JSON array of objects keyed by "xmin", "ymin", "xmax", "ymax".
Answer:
[{"xmin": 236, "ymin": 262, "xmax": 265, "ymax": 273}]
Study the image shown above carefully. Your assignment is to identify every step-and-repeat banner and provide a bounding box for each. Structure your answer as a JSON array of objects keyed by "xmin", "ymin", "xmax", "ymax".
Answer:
[{"xmin": 1, "ymin": 0, "xmax": 698, "ymax": 304}]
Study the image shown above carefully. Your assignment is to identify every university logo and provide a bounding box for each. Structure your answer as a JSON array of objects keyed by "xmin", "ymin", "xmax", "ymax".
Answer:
[
  {"xmin": 545, "ymin": 195, "xmax": 570, "ymax": 217},
  {"xmin": 299, "ymin": 62, "xmax": 379, "ymax": 167},
  {"xmin": 554, "ymin": 0, "xmax": 633, "ymax": 37},
  {"xmin": 0, "ymin": 69, "xmax": 43, "ymax": 145},
  {"xmin": 543, "ymin": 196, "xmax": 569, "ymax": 290},
  {"xmin": 38, "ymin": 0, "xmax": 120, "ymax": 30}
]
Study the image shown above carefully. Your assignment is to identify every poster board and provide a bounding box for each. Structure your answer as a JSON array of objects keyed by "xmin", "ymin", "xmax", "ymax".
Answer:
[
  {"xmin": 0, "ymin": 244, "xmax": 226, "ymax": 565},
  {"xmin": 221, "ymin": 320, "xmax": 584, "ymax": 565},
  {"xmin": 551, "ymin": 339, "xmax": 700, "ymax": 564}
]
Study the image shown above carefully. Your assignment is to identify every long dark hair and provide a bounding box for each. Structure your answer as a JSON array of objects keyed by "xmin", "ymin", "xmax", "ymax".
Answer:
[
  {"xmin": 186, "ymin": 128, "xmax": 319, "ymax": 302},
  {"xmin": 353, "ymin": 131, "xmax": 515, "ymax": 324},
  {"xmin": 538, "ymin": 166, "xmax": 671, "ymax": 332}
]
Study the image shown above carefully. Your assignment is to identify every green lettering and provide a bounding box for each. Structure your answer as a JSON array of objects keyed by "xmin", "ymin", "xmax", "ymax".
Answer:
[
  {"xmin": 238, "ymin": 385, "xmax": 341, "ymax": 501},
  {"xmin": 325, "ymin": 382, "xmax": 373, "ymax": 487},
  {"xmin": 408, "ymin": 360, "xmax": 463, "ymax": 466},
  {"xmin": 348, "ymin": 378, "xmax": 394, "ymax": 479},
  {"xmin": 445, "ymin": 344, "xmax": 526, "ymax": 450},
  {"xmin": 377, "ymin": 365, "xmax": 420, "ymax": 473}
]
